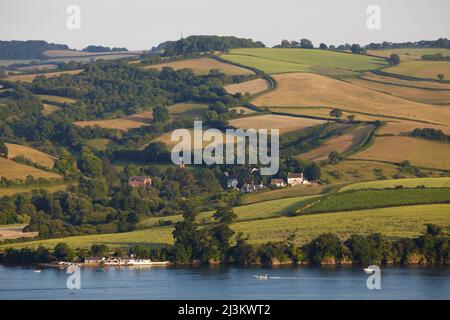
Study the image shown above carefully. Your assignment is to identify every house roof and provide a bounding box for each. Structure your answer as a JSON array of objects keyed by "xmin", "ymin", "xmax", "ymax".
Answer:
[{"xmin": 287, "ymin": 173, "xmax": 303, "ymax": 179}]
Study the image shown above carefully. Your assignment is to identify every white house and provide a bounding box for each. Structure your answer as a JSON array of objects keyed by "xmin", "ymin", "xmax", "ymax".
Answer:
[
  {"xmin": 227, "ymin": 178, "xmax": 239, "ymax": 189},
  {"xmin": 287, "ymin": 172, "xmax": 310, "ymax": 186},
  {"xmin": 271, "ymin": 178, "xmax": 286, "ymax": 187},
  {"xmin": 241, "ymin": 182, "xmax": 265, "ymax": 193}
]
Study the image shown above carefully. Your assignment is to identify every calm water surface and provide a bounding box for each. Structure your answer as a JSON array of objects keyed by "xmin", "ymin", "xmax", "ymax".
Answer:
[{"xmin": 0, "ymin": 265, "xmax": 448, "ymax": 300}]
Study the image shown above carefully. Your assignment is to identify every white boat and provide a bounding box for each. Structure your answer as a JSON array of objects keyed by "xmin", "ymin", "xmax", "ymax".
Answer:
[
  {"xmin": 32, "ymin": 270, "xmax": 42, "ymax": 273},
  {"xmin": 363, "ymin": 267, "xmax": 375, "ymax": 273},
  {"xmin": 254, "ymin": 274, "xmax": 270, "ymax": 280}
]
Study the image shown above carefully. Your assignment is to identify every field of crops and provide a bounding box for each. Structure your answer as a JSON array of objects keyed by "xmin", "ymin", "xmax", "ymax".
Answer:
[
  {"xmin": 224, "ymin": 78, "xmax": 269, "ymax": 95},
  {"xmin": 3, "ymin": 203, "xmax": 449, "ymax": 249},
  {"xmin": 361, "ymin": 72, "xmax": 450, "ymax": 90},
  {"xmin": 352, "ymin": 136, "xmax": 450, "ymax": 170},
  {"xmin": 269, "ymin": 106, "xmax": 386, "ymax": 121},
  {"xmin": 340, "ymin": 177, "xmax": 450, "ymax": 192},
  {"xmin": 378, "ymin": 121, "xmax": 450, "ymax": 135},
  {"xmin": 252, "ymin": 73, "xmax": 450, "ymax": 125},
  {"xmin": 298, "ymin": 188, "xmax": 450, "ymax": 215},
  {"xmin": 367, "ymin": 48, "xmax": 450, "ymax": 62},
  {"xmin": 221, "ymin": 48, "xmax": 387, "ymax": 75},
  {"xmin": 74, "ymin": 111, "xmax": 153, "ymax": 131},
  {"xmin": 297, "ymin": 125, "xmax": 374, "ymax": 161},
  {"xmin": 0, "ymin": 157, "xmax": 61, "ymax": 180},
  {"xmin": 229, "ymin": 114, "xmax": 325, "ymax": 134},
  {"xmin": 143, "ymin": 57, "xmax": 254, "ymax": 75},
  {"xmin": 6, "ymin": 69, "xmax": 82, "ymax": 83},
  {"xmin": 384, "ymin": 61, "xmax": 450, "ymax": 80},
  {"xmin": 5, "ymin": 143, "xmax": 56, "ymax": 169},
  {"xmin": 344, "ymin": 77, "xmax": 450, "ymax": 104}
]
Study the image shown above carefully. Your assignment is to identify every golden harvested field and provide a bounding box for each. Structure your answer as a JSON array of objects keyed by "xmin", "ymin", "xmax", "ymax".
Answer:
[
  {"xmin": 229, "ymin": 114, "xmax": 325, "ymax": 134},
  {"xmin": 344, "ymin": 77, "xmax": 450, "ymax": 104},
  {"xmin": 0, "ymin": 225, "xmax": 37, "ymax": 241},
  {"xmin": 367, "ymin": 48, "xmax": 450, "ymax": 62},
  {"xmin": 361, "ymin": 72, "xmax": 450, "ymax": 90},
  {"xmin": 74, "ymin": 111, "xmax": 153, "ymax": 131},
  {"xmin": 6, "ymin": 69, "xmax": 82, "ymax": 82},
  {"xmin": 156, "ymin": 128, "xmax": 236, "ymax": 150},
  {"xmin": 143, "ymin": 57, "xmax": 254, "ymax": 75},
  {"xmin": 42, "ymin": 103, "xmax": 61, "ymax": 116},
  {"xmin": 321, "ymin": 160, "xmax": 416, "ymax": 185},
  {"xmin": 0, "ymin": 157, "xmax": 61, "ymax": 180},
  {"xmin": 378, "ymin": 121, "xmax": 450, "ymax": 135},
  {"xmin": 36, "ymin": 94, "xmax": 76, "ymax": 104},
  {"xmin": 252, "ymin": 73, "xmax": 450, "ymax": 125},
  {"xmin": 5, "ymin": 143, "xmax": 56, "ymax": 169},
  {"xmin": 384, "ymin": 61, "xmax": 450, "ymax": 80},
  {"xmin": 268, "ymin": 107, "xmax": 389, "ymax": 121},
  {"xmin": 297, "ymin": 125, "xmax": 374, "ymax": 161},
  {"xmin": 351, "ymin": 136, "xmax": 450, "ymax": 170},
  {"xmin": 224, "ymin": 78, "xmax": 269, "ymax": 95}
]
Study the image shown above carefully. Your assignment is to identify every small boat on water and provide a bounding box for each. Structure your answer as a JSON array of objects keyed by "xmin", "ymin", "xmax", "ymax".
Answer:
[
  {"xmin": 254, "ymin": 274, "xmax": 270, "ymax": 280},
  {"xmin": 363, "ymin": 267, "xmax": 375, "ymax": 273},
  {"xmin": 32, "ymin": 270, "xmax": 42, "ymax": 273}
]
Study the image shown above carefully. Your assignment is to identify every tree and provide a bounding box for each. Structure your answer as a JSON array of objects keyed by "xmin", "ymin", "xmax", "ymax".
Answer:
[
  {"xmin": 328, "ymin": 151, "xmax": 345, "ymax": 164},
  {"xmin": 307, "ymin": 233, "xmax": 343, "ymax": 264},
  {"xmin": 152, "ymin": 105, "xmax": 169, "ymax": 123},
  {"xmin": 388, "ymin": 54, "xmax": 400, "ymax": 65},
  {"xmin": 0, "ymin": 142, "xmax": 8, "ymax": 158},
  {"xmin": 304, "ymin": 162, "xmax": 321, "ymax": 181},
  {"xmin": 213, "ymin": 206, "xmax": 237, "ymax": 224},
  {"xmin": 300, "ymin": 39, "xmax": 313, "ymax": 49},
  {"xmin": 319, "ymin": 43, "xmax": 328, "ymax": 50},
  {"xmin": 89, "ymin": 244, "xmax": 110, "ymax": 257},
  {"xmin": 78, "ymin": 146, "xmax": 103, "ymax": 177},
  {"xmin": 53, "ymin": 242, "xmax": 76, "ymax": 261},
  {"xmin": 437, "ymin": 74, "xmax": 445, "ymax": 81},
  {"xmin": 347, "ymin": 115, "xmax": 356, "ymax": 122},
  {"xmin": 426, "ymin": 224, "xmax": 443, "ymax": 236},
  {"xmin": 329, "ymin": 108, "xmax": 343, "ymax": 119},
  {"xmin": 350, "ymin": 44, "xmax": 363, "ymax": 54}
]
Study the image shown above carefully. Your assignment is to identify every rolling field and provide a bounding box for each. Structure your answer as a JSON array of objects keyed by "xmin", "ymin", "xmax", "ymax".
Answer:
[
  {"xmin": 240, "ymin": 185, "xmax": 326, "ymax": 205},
  {"xmin": 299, "ymin": 188, "xmax": 450, "ymax": 214},
  {"xmin": 74, "ymin": 111, "xmax": 153, "ymax": 131},
  {"xmin": 321, "ymin": 160, "xmax": 418, "ymax": 185},
  {"xmin": 0, "ymin": 225, "xmax": 38, "ymax": 241},
  {"xmin": 5, "ymin": 143, "xmax": 56, "ymax": 168},
  {"xmin": 221, "ymin": 48, "xmax": 387, "ymax": 75},
  {"xmin": 82, "ymin": 138, "xmax": 111, "ymax": 151},
  {"xmin": 367, "ymin": 48, "xmax": 450, "ymax": 62},
  {"xmin": 351, "ymin": 136, "xmax": 450, "ymax": 170},
  {"xmin": 269, "ymin": 106, "xmax": 388, "ymax": 121},
  {"xmin": 143, "ymin": 57, "xmax": 254, "ymax": 75},
  {"xmin": 344, "ymin": 77, "xmax": 450, "ymax": 104},
  {"xmin": 230, "ymin": 106, "xmax": 257, "ymax": 114},
  {"xmin": 229, "ymin": 114, "xmax": 325, "ymax": 134},
  {"xmin": 384, "ymin": 61, "xmax": 450, "ymax": 80},
  {"xmin": 168, "ymin": 103, "xmax": 208, "ymax": 119},
  {"xmin": 378, "ymin": 120, "xmax": 450, "ymax": 135},
  {"xmin": 297, "ymin": 125, "xmax": 375, "ymax": 161},
  {"xmin": 252, "ymin": 73, "xmax": 450, "ymax": 125},
  {"xmin": 361, "ymin": 72, "xmax": 450, "ymax": 90},
  {"xmin": 0, "ymin": 157, "xmax": 61, "ymax": 180},
  {"xmin": 42, "ymin": 103, "xmax": 61, "ymax": 116},
  {"xmin": 224, "ymin": 78, "xmax": 269, "ymax": 95},
  {"xmin": 0, "ymin": 183, "xmax": 69, "ymax": 197},
  {"xmin": 6, "ymin": 69, "xmax": 82, "ymax": 82},
  {"xmin": 3, "ymin": 203, "xmax": 448, "ymax": 249},
  {"xmin": 36, "ymin": 94, "xmax": 76, "ymax": 104},
  {"xmin": 340, "ymin": 177, "xmax": 450, "ymax": 192}
]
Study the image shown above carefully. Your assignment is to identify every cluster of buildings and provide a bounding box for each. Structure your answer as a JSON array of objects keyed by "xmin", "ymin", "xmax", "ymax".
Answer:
[
  {"xmin": 84, "ymin": 254, "xmax": 166, "ymax": 266},
  {"xmin": 227, "ymin": 172, "xmax": 310, "ymax": 193}
]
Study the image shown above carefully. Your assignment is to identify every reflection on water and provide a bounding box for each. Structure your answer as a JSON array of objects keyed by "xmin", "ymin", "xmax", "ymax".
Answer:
[{"xmin": 0, "ymin": 264, "xmax": 448, "ymax": 300}]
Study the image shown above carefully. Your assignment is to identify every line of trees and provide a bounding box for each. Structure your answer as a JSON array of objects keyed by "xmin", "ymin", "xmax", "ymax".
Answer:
[{"xmin": 1, "ymin": 224, "xmax": 448, "ymax": 266}]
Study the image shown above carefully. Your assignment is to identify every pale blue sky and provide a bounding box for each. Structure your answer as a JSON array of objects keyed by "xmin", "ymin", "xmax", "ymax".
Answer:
[{"xmin": 1, "ymin": 0, "xmax": 449, "ymax": 50}]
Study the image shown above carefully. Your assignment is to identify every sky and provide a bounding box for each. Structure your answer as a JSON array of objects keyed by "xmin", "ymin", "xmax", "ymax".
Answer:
[{"xmin": 1, "ymin": 0, "xmax": 449, "ymax": 50}]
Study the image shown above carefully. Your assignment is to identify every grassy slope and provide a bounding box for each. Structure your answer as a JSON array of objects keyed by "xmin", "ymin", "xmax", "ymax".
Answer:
[
  {"xmin": 221, "ymin": 48, "xmax": 387, "ymax": 75},
  {"xmin": 3, "ymin": 203, "xmax": 449, "ymax": 249},
  {"xmin": 5, "ymin": 143, "xmax": 56, "ymax": 169},
  {"xmin": 340, "ymin": 177, "xmax": 450, "ymax": 192},
  {"xmin": 0, "ymin": 157, "xmax": 60, "ymax": 180}
]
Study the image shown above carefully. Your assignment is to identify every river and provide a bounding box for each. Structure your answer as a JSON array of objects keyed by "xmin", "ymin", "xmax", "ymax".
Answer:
[{"xmin": 0, "ymin": 264, "xmax": 448, "ymax": 300}]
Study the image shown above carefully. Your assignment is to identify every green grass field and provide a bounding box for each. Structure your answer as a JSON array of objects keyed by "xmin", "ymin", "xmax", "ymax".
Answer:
[
  {"xmin": 299, "ymin": 188, "xmax": 450, "ymax": 214},
  {"xmin": 3, "ymin": 204, "xmax": 448, "ymax": 249},
  {"xmin": 340, "ymin": 177, "xmax": 450, "ymax": 192},
  {"xmin": 384, "ymin": 61, "xmax": 450, "ymax": 80},
  {"xmin": 221, "ymin": 48, "xmax": 388, "ymax": 75}
]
